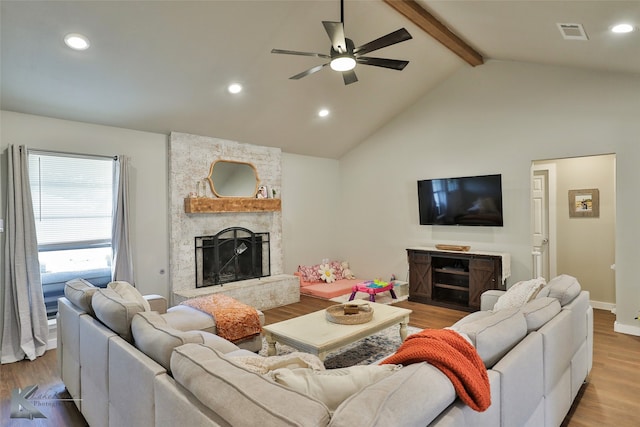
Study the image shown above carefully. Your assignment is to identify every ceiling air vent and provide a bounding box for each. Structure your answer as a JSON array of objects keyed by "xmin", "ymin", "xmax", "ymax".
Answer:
[{"xmin": 557, "ymin": 23, "xmax": 589, "ymax": 40}]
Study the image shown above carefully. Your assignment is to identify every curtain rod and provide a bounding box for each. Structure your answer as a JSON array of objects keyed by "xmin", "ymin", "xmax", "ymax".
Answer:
[{"xmin": 27, "ymin": 147, "xmax": 117, "ymax": 160}]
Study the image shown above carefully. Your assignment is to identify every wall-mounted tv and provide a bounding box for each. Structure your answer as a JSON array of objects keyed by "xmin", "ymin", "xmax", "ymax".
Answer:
[{"xmin": 417, "ymin": 174, "xmax": 503, "ymax": 226}]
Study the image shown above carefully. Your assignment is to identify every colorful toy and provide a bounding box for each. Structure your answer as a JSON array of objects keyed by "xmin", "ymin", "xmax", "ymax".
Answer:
[{"xmin": 349, "ymin": 280, "xmax": 397, "ymax": 302}]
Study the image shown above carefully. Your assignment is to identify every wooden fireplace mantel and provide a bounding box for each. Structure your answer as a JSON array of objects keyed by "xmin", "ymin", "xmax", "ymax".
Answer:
[{"xmin": 184, "ymin": 197, "xmax": 281, "ymax": 213}]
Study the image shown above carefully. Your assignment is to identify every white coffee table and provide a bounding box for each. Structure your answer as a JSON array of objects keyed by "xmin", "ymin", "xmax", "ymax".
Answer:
[{"xmin": 263, "ymin": 300, "xmax": 412, "ymax": 361}]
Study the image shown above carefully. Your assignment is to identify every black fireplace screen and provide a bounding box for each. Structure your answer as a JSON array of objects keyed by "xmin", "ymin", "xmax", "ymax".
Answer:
[{"xmin": 195, "ymin": 227, "xmax": 270, "ymax": 287}]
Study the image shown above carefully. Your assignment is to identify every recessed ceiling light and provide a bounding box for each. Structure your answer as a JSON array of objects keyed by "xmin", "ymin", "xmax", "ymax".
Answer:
[
  {"xmin": 64, "ymin": 33, "xmax": 90, "ymax": 50},
  {"xmin": 318, "ymin": 109, "xmax": 330, "ymax": 118},
  {"xmin": 227, "ymin": 83, "xmax": 242, "ymax": 94},
  {"xmin": 611, "ymin": 23, "xmax": 635, "ymax": 34}
]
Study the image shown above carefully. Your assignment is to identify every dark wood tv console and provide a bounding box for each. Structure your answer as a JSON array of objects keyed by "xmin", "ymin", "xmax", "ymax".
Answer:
[{"xmin": 406, "ymin": 247, "xmax": 510, "ymax": 311}]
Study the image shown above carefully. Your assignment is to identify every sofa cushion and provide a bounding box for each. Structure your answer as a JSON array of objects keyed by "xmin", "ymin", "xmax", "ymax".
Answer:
[
  {"xmin": 199, "ymin": 331, "xmax": 243, "ymax": 354},
  {"xmin": 493, "ymin": 277, "xmax": 545, "ymax": 311},
  {"xmin": 171, "ymin": 343, "xmax": 331, "ymax": 426},
  {"xmin": 163, "ymin": 305, "xmax": 217, "ymax": 334},
  {"xmin": 108, "ymin": 280, "xmax": 151, "ymax": 311},
  {"xmin": 299, "ymin": 279, "xmax": 359, "ymax": 299},
  {"xmin": 450, "ymin": 310, "xmax": 493, "ymax": 329},
  {"xmin": 131, "ymin": 311, "xmax": 205, "ymax": 371},
  {"xmin": 535, "ymin": 285, "xmax": 551, "ymax": 299},
  {"xmin": 520, "ymin": 297, "xmax": 562, "ymax": 332},
  {"xmin": 230, "ymin": 352, "xmax": 326, "ymax": 375},
  {"xmin": 269, "ymin": 365, "xmax": 400, "ymax": 413},
  {"xmin": 64, "ymin": 278, "xmax": 98, "ymax": 315},
  {"xmin": 91, "ymin": 288, "xmax": 147, "ymax": 342},
  {"xmin": 545, "ymin": 274, "xmax": 581, "ymax": 306},
  {"xmin": 330, "ymin": 362, "xmax": 456, "ymax": 427},
  {"xmin": 456, "ymin": 308, "xmax": 527, "ymax": 368}
]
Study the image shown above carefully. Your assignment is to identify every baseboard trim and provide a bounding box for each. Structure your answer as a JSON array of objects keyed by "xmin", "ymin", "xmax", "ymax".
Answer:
[
  {"xmin": 614, "ymin": 321, "xmax": 640, "ymax": 337},
  {"xmin": 47, "ymin": 318, "xmax": 57, "ymax": 350},
  {"xmin": 590, "ymin": 300, "xmax": 615, "ymax": 313}
]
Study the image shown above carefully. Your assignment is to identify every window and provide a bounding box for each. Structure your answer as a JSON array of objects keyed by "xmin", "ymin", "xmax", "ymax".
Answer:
[{"xmin": 28, "ymin": 151, "xmax": 115, "ymax": 318}]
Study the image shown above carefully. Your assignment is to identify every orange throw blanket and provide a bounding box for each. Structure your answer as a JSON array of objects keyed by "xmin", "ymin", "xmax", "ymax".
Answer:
[
  {"xmin": 180, "ymin": 294, "xmax": 262, "ymax": 343},
  {"xmin": 381, "ymin": 328, "xmax": 491, "ymax": 412}
]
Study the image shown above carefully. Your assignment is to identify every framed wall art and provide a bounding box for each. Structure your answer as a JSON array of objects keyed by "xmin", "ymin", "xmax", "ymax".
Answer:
[{"xmin": 568, "ymin": 188, "xmax": 599, "ymax": 218}]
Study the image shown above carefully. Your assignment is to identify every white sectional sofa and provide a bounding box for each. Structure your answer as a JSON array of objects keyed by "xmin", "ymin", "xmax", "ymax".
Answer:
[
  {"xmin": 57, "ymin": 279, "xmax": 263, "ymax": 427},
  {"xmin": 57, "ymin": 275, "xmax": 592, "ymax": 426}
]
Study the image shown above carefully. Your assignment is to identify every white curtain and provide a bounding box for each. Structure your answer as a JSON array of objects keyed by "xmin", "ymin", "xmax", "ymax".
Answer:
[
  {"xmin": 1, "ymin": 145, "xmax": 48, "ymax": 364},
  {"xmin": 111, "ymin": 155, "xmax": 134, "ymax": 284}
]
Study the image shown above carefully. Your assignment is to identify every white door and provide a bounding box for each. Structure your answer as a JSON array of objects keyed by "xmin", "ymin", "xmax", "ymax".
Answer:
[{"xmin": 531, "ymin": 163, "xmax": 557, "ymax": 280}]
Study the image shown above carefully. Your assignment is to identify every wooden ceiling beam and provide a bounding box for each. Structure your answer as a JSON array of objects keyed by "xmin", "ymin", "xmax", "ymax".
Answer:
[{"xmin": 383, "ymin": 0, "xmax": 484, "ymax": 67}]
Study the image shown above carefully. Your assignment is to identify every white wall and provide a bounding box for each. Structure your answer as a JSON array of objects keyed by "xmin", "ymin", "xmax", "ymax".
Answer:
[
  {"xmin": 281, "ymin": 153, "xmax": 340, "ymax": 273},
  {"xmin": 554, "ymin": 155, "xmax": 616, "ymax": 305},
  {"xmin": 0, "ymin": 111, "xmax": 170, "ymax": 298},
  {"xmin": 337, "ymin": 60, "xmax": 640, "ymax": 333}
]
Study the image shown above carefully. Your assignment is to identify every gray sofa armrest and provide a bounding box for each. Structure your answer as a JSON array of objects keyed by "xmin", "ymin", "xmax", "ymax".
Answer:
[
  {"xmin": 145, "ymin": 295, "xmax": 168, "ymax": 314},
  {"xmin": 481, "ymin": 290, "xmax": 505, "ymax": 311}
]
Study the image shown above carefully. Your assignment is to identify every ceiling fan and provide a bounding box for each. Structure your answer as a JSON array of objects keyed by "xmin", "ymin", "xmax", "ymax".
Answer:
[{"xmin": 271, "ymin": 0, "xmax": 412, "ymax": 85}]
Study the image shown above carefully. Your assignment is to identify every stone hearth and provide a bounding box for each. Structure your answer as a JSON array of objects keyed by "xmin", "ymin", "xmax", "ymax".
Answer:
[{"xmin": 173, "ymin": 275, "xmax": 300, "ymax": 311}]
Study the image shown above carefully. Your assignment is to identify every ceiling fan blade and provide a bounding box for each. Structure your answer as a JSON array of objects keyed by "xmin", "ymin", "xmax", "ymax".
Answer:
[
  {"xmin": 356, "ymin": 57, "xmax": 409, "ymax": 71},
  {"xmin": 271, "ymin": 49, "xmax": 330, "ymax": 59},
  {"xmin": 353, "ymin": 28, "xmax": 412, "ymax": 56},
  {"xmin": 290, "ymin": 63, "xmax": 329, "ymax": 80},
  {"xmin": 322, "ymin": 21, "xmax": 348, "ymax": 53},
  {"xmin": 342, "ymin": 70, "xmax": 358, "ymax": 85}
]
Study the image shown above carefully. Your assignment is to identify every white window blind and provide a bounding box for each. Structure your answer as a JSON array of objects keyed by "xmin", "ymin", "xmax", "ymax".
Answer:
[{"xmin": 29, "ymin": 152, "xmax": 114, "ymax": 248}]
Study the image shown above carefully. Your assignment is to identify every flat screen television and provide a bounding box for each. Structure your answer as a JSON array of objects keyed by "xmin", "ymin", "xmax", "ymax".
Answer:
[{"xmin": 418, "ymin": 174, "xmax": 503, "ymax": 226}]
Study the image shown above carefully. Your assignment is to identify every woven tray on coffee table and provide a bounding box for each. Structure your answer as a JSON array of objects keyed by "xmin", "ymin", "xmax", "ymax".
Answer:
[{"xmin": 325, "ymin": 303, "xmax": 374, "ymax": 325}]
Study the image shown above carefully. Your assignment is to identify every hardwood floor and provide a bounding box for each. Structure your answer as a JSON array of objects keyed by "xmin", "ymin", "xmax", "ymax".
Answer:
[{"xmin": 1, "ymin": 296, "xmax": 638, "ymax": 426}]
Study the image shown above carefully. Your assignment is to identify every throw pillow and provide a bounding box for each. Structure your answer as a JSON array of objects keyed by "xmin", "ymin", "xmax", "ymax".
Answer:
[
  {"xmin": 456, "ymin": 308, "xmax": 527, "ymax": 368},
  {"xmin": 318, "ymin": 263, "xmax": 336, "ymax": 283},
  {"xmin": 545, "ymin": 274, "xmax": 582, "ymax": 306},
  {"xmin": 230, "ymin": 352, "xmax": 325, "ymax": 375},
  {"xmin": 298, "ymin": 264, "xmax": 321, "ymax": 282},
  {"xmin": 64, "ymin": 278, "xmax": 98, "ymax": 315},
  {"xmin": 171, "ymin": 344, "xmax": 331, "ymax": 426},
  {"xmin": 330, "ymin": 363, "xmax": 455, "ymax": 427},
  {"xmin": 131, "ymin": 311, "xmax": 204, "ymax": 371},
  {"xmin": 520, "ymin": 297, "xmax": 561, "ymax": 332},
  {"xmin": 108, "ymin": 280, "xmax": 151, "ymax": 312},
  {"xmin": 268, "ymin": 364, "xmax": 400, "ymax": 412},
  {"xmin": 493, "ymin": 277, "xmax": 546, "ymax": 311},
  {"xmin": 91, "ymin": 288, "xmax": 147, "ymax": 342},
  {"xmin": 330, "ymin": 261, "xmax": 344, "ymax": 280}
]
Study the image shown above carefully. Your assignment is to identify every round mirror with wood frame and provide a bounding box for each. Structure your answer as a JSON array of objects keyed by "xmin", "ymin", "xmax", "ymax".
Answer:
[{"xmin": 206, "ymin": 160, "xmax": 259, "ymax": 198}]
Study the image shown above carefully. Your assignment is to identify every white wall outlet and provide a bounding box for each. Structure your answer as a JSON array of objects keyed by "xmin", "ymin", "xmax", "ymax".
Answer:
[{"xmin": 0, "ymin": 218, "xmax": 4, "ymax": 232}]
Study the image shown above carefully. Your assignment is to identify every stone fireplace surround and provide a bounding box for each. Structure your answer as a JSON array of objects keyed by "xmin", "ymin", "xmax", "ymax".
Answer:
[{"xmin": 168, "ymin": 132, "xmax": 299, "ymax": 310}]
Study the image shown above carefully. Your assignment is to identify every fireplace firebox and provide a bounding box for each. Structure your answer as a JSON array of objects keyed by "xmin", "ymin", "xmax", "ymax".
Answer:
[{"xmin": 195, "ymin": 227, "xmax": 270, "ymax": 287}]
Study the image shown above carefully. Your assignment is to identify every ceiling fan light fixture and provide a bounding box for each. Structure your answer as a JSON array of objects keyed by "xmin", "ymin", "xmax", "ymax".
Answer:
[{"xmin": 330, "ymin": 56, "xmax": 356, "ymax": 72}]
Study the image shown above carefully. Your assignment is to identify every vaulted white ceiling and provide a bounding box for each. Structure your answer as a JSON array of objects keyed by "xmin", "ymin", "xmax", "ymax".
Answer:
[{"xmin": 2, "ymin": 1, "xmax": 638, "ymax": 159}]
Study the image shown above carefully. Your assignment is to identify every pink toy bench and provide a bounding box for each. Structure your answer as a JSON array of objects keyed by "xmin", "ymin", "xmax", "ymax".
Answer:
[{"xmin": 348, "ymin": 281, "xmax": 397, "ymax": 303}]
